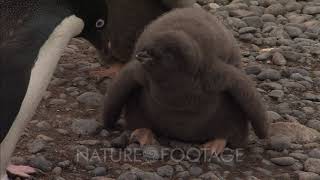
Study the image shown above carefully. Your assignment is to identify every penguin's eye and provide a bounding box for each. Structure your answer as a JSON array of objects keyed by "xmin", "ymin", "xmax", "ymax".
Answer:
[{"xmin": 95, "ymin": 19, "xmax": 105, "ymax": 28}]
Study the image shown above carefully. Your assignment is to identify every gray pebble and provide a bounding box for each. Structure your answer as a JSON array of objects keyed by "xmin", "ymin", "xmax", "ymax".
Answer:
[
  {"xmin": 111, "ymin": 132, "xmax": 129, "ymax": 148},
  {"xmin": 189, "ymin": 166, "xmax": 203, "ymax": 176},
  {"xmin": 242, "ymin": 16, "xmax": 263, "ymax": 28},
  {"xmin": 29, "ymin": 155, "xmax": 53, "ymax": 172},
  {"xmin": 304, "ymin": 158, "xmax": 320, "ymax": 174},
  {"xmin": 272, "ymin": 52, "xmax": 287, "ymax": 66},
  {"xmin": 309, "ymin": 148, "xmax": 320, "ymax": 159},
  {"xmin": 260, "ymin": 82, "xmax": 283, "ymax": 90},
  {"xmin": 268, "ymin": 90, "xmax": 284, "ymax": 100},
  {"xmin": 28, "ymin": 139, "xmax": 46, "ymax": 153},
  {"xmin": 239, "ymin": 27, "xmax": 258, "ymax": 34},
  {"xmin": 291, "ymin": 162, "xmax": 304, "ymax": 171},
  {"xmin": 49, "ymin": 99, "xmax": 67, "ymax": 106},
  {"xmin": 265, "ymin": 3, "xmax": 285, "ymax": 16},
  {"xmin": 270, "ymin": 157, "xmax": 296, "ymax": 166},
  {"xmin": 71, "ymin": 119, "xmax": 101, "ymax": 135},
  {"xmin": 99, "ymin": 129, "xmax": 110, "ymax": 137},
  {"xmin": 298, "ymin": 172, "xmax": 320, "ymax": 180},
  {"xmin": 307, "ymin": 120, "xmax": 320, "ymax": 131},
  {"xmin": 92, "ymin": 167, "xmax": 107, "ymax": 176},
  {"xmin": 36, "ymin": 121, "xmax": 51, "ymax": 130},
  {"xmin": 76, "ymin": 92, "xmax": 103, "ymax": 106},
  {"xmin": 52, "ymin": 167, "xmax": 62, "ymax": 176},
  {"xmin": 257, "ymin": 69, "xmax": 281, "ymax": 81},
  {"xmin": 245, "ymin": 65, "xmax": 262, "ymax": 75},
  {"xmin": 261, "ymin": 14, "xmax": 276, "ymax": 22},
  {"xmin": 303, "ymin": 5, "xmax": 320, "ymax": 15},
  {"xmin": 285, "ymin": 26, "xmax": 303, "ymax": 38},
  {"xmin": 199, "ymin": 171, "xmax": 220, "ymax": 180},
  {"xmin": 157, "ymin": 165, "xmax": 174, "ymax": 177},
  {"xmin": 267, "ymin": 111, "xmax": 282, "ymax": 122},
  {"xmin": 289, "ymin": 153, "xmax": 308, "ymax": 161},
  {"xmin": 176, "ymin": 171, "xmax": 190, "ymax": 178}
]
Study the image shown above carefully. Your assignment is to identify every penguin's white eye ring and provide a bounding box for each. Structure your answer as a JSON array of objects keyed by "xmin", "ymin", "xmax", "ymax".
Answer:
[{"xmin": 96, "ymin": 19, "xmax": 105, "ymax": 28}]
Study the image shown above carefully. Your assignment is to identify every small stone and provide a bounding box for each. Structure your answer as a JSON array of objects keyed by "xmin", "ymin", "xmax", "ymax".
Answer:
[
  {"xmin": 290, "ymin": 73, "xmax": 305, "ymax": 81},
  {"xmin": 28, "ymin": 139, "xmax": 46, "ymax": 153},
  {"xmin": 52, "ymin": 167, "xmax": 62, "ymax": 175},
  {"xmin": 55, "ymin": 177, "xmax": 66, "ymax": 180},
  {"xmin": 242, "ymin": 16, "xmax": 263, "ymax": 28},
  {"xmin": 298, "ymin": 172, "xmax": 320, "ymax": 180},
  {"xmin": 265, "ymin": 4, "xmax": 285, "ymax": 16},
  {"xmin": 291, "ymin": 162, "xmax": 304, "ymax": 171},
  {"xmin": 239, "ymin": 33, "xmax": 254, "ymax": 42},
  {"xmin": 92, "ymin": 167, "xmax": 107, "ymax": 176},
  {"xmin": 157, "ymin": 165, "xmax": 174, "ymax": 177},
  {"xmin": 29, "ymin": 155, "xmax": 53, "ymax": 172},
  {"xmin": 239, "ymin": 27, "xmax": 257, "ymax": 34},
  {"xmin": 284, "ymin": 26, "xmax": 303, "ymax": 38},
  {"xmin": 309, "ymin": 148, "xmax": 320, "ymax": 159},
  {"xmin": 77, "ymin": 92, "xmax": 103, "ymax": 106},
  {"xmin": 71, "ymin": 119, "xmax": 101, "ymax": 135},
  {"xmin": 245, "ymin": 65, "xmax": 262, "ymax": 75},
  {"xmin": 57, "ymin": 160, "xmax": 71, "ymax": 168},
  {"xmin": 267, "ymin": 111, "xmax": 282, "ymax": 122},
  {"xmin": 274, "ymin": 173, "xmax": 290, "ymax": 180},
  {"xmin": 175, "ymin": 165, "xmax": 184, "ymax": 172},
  {"xmin": 303, "ymin": 6, "xmax": 320, "ymax": 15},
  {"xmin": 307, "ymin": 120, "xmax": 320, "ymax": 131},
  {"xmin": 304, "ymin": 158, "xmax": 320, "ymax": 174},
  {"xmin": 56, "ymin": 129, "xmax": 69, "ymax": 135},
  {"xmin": 285, "ymin": 1, "xmax": 302, "ymax": 12},
  {"xmin": 261, "ymin": 14, "xmax": 276, "ymax": 22},
  {"xmin": 289, "ymin": 153, "xmax": 308, "ymax": 161},
  {"xmin": 257, "ymin": 69, "xmax": 281, "ymax": 81},
  {"xmin": 49, "ymin": 99, "xmax": 67, "ymax": 106},
  {"xmin": 256, "ymin": 52, "xmax": 272, "ymax": 61},
  {"xmin": 176, "ymin": 171, "xmax": 190, "ymax": 178},
  {"xmin": 272, "ymin": 52, "xmax": 287, "ymax": 66},
  {"xmin": 260, "ymin": 82, "xmax": 283, "ymax": 90},
  {"xmin": 269, "ymin": 136, "xmax": 292, "ymax": 151},
  {"xmin": 189, "ymin": 166, "xmax": 203, "ymax": 176},
  {"xmin": 268, "ymin": 90, "xmax": 284, "ymax": 100},
  {"xmin": 270, "ymin": 157, "xmax": 296, "ymax": 166},
  {"xmin": 111, "ymin": 132, "xmax": 129, "ymax": 148},
  {"xmin": 100, "ymin": 129, "xmax": 110, "ymax": 137},
  {"xmin": 36, "ymin": 121, "xmax": 51, "ymax": 130},
  {"xmin": 199, "ymin": 171, "xmax": 220, "ymax": 180}
]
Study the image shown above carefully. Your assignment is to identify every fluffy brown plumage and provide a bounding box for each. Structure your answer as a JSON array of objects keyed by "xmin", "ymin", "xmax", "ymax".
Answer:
[
  {"xmin": 103, "ymin": 7, "xmax": 269, "ymax": 148},
  {"xmin": 105, "ymin": 0, "xmax": 196, "ymax": 63}
]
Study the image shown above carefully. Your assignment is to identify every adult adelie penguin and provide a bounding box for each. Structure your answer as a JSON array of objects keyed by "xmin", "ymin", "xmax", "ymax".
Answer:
[{"xmin": 0, "ymin": 0, "xmax": 107, "ymax": 179}]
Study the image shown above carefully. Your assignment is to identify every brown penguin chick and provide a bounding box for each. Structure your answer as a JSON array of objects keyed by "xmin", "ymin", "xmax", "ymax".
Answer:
[
  {"xmin": 92, "ymin": 0, "xmax": 196, "ymax": 79},
  {"xmin": 103, "ymin": 8, "xmax": 269, "ymax": 154}
]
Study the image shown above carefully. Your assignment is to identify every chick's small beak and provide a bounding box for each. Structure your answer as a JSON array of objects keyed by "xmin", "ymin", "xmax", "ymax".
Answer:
[{"xmin": 135, "ymin": 51, "xmax": 153, "ymax": 64}]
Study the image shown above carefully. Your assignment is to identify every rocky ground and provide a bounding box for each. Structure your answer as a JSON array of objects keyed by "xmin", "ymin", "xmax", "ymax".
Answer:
[{"xmin": 11, "ymin": 0, "xmax": 320, "ymax": 179}]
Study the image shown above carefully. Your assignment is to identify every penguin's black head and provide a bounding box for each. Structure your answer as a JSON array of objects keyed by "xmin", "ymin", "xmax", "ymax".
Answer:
[{"xmin": 67, "ymin": 0, "xmax": 108, "ymax": 50}]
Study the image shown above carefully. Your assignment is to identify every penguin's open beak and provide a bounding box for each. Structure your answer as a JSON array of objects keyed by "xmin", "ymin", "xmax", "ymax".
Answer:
[{"xmin": 135, "ymin": 51, "xmax": 153, "ymax": 64}]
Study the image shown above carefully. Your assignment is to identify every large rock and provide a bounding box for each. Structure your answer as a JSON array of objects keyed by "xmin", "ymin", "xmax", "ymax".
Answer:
[{"xmin": 269, "ymin": 122, "xmax": 320, "ymax": 144}]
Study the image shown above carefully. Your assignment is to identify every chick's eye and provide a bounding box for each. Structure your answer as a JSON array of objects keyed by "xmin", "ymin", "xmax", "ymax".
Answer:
[{"xmin": 95, "ymin": 19, "xmax": 105, "ymax": 28}]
